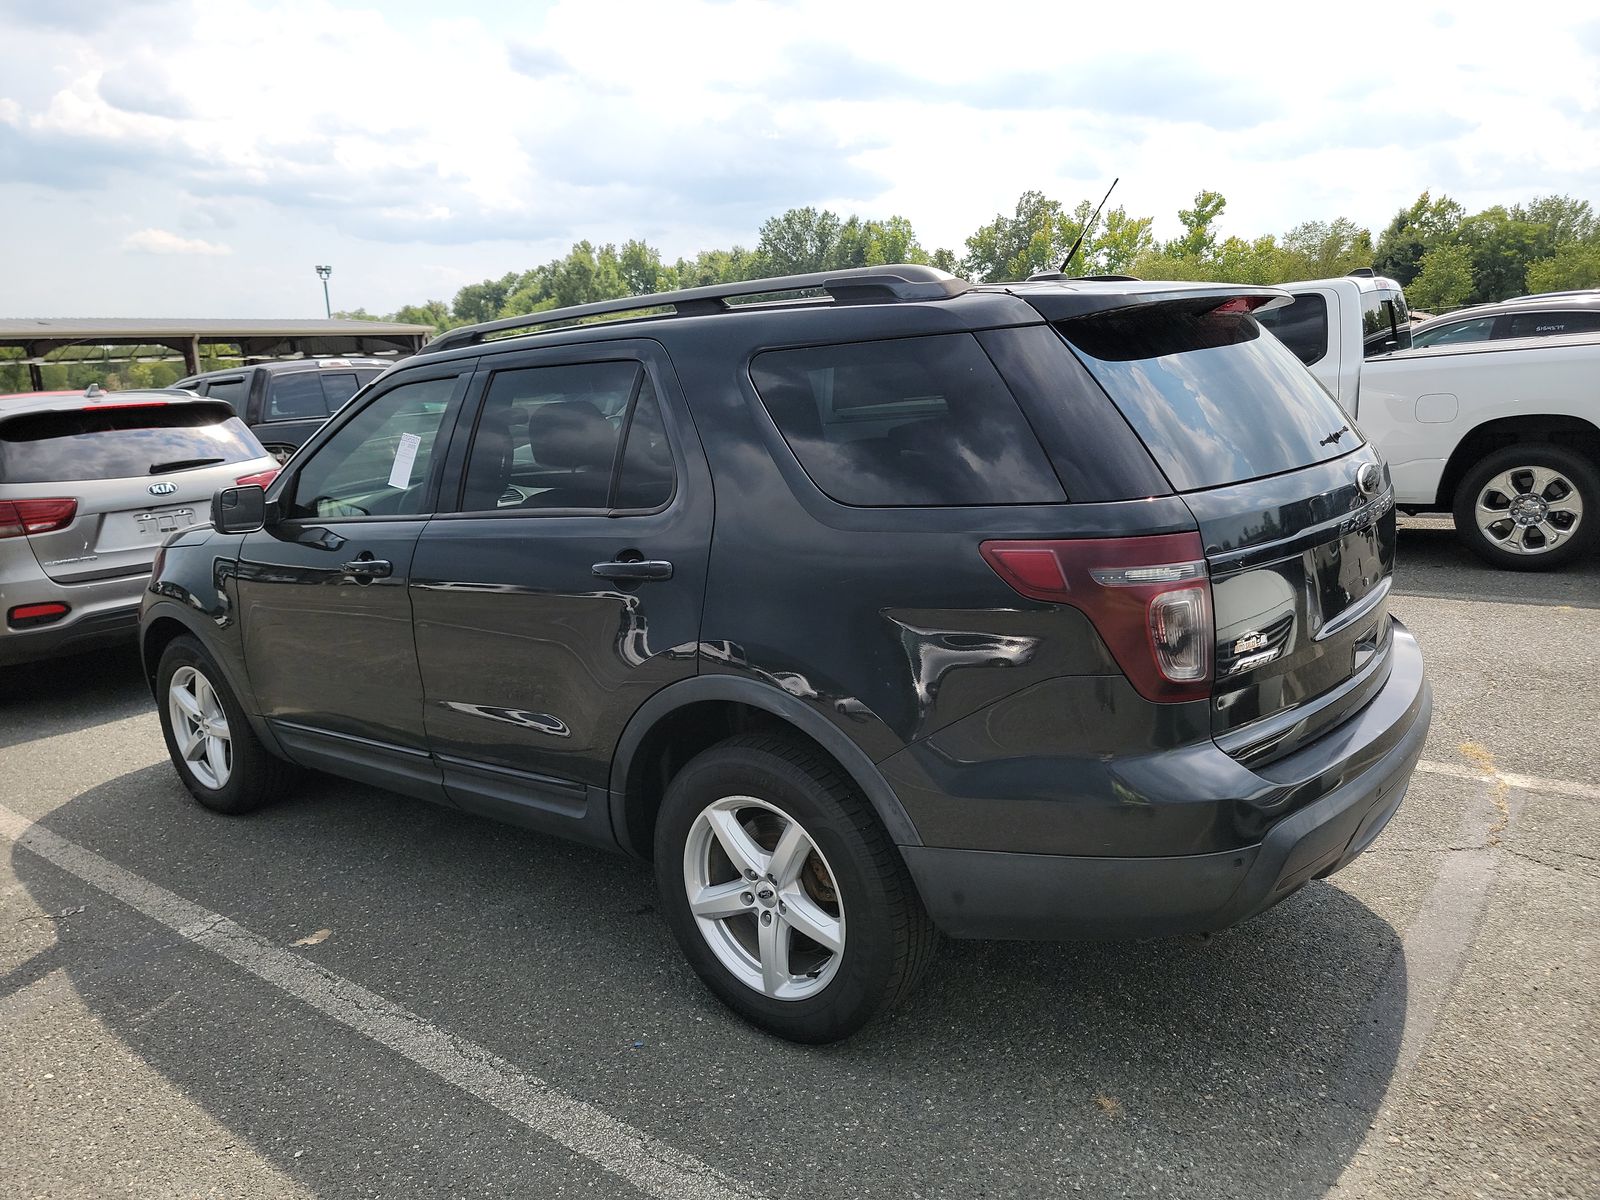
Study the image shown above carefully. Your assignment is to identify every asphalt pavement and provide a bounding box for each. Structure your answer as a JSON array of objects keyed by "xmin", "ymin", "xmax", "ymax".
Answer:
[{"xmin": 2, "ymin": 519, "xmax": 1596, "ymax": 1199}]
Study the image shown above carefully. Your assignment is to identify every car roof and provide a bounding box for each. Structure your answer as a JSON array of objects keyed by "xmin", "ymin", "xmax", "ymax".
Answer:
[
  {"xmin": 0, "ymin": 388, "xmax": 213, "ymax": 419},
  {"xmin": 182, "ymin": 358, "xmax": 390, "ymax": 380},
  {"xmin": 1414, "ymin": 291, "xmax": 1600, "ymax": 330}
]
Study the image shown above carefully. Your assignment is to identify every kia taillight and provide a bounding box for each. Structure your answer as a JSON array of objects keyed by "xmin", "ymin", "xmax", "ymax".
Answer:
[
  {"xmin": 235, "ymin": 467, "xmax": 280, "ymax": 488},
  {"xmin": 980, "ymin": 532, "xmax": 1214, "ymax": 703},
  {"xmin": 0, "ymin": 498, "xmax": 78, "ymax": 539}
]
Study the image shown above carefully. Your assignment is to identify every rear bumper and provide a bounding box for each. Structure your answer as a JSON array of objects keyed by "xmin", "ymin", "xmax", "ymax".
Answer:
[
  {"xmin": 0, "ymin": 571, "xmax": 145, "ymax": 666},
  {"xmin": 901, "ymin": 625, "xmax": 1431, "ymax": 941}
]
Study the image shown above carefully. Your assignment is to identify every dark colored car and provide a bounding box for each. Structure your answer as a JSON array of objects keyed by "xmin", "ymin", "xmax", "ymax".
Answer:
[
  {"xmin": 140, "ymin": 265, "xmax": 1431, "ymax": 1043},
  {"xmin": 174, "ymin": 359, "xmax": 392, "ymax": 462}
]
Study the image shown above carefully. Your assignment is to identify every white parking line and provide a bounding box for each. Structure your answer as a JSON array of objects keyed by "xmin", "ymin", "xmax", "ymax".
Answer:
[
  {"xmin": 1415, "ymin": 759, "xmax": 1600, "ymax": 803},
  {"xmin": 0, "ymin": 803, "xmax": 762, "ymax": 1200}
]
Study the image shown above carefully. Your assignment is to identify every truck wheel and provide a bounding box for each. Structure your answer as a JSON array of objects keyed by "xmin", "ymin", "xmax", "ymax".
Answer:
[
  {"xmin": 1453, "ymin": 444, "xmax": 1598, "ymax": 570},
  {"xmin": 654, "ymin": 734, "xmax": 938, "ymax": 1043}
]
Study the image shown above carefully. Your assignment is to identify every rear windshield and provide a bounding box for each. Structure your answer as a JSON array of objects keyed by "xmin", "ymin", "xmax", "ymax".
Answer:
[
  {"xmin": 748, "ymin": 333, "xmax": 1065, "ymax": 506},
  {"xmin": 1059, "ymin": 302, "xmax": 1363, "ymax": 493},
  {"xmin": 1253, "ymin": 292, "xmax": 1329, "ymax": 366},
  {"xmin": 0, "ymin": 402, "xmax": 262, "ymax": 483}
]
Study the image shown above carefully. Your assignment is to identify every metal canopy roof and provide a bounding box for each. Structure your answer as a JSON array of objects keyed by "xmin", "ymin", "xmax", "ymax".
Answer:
[
  {"xmin": 0, "ymin": 318, "xmax": 432, "ymax": 340},
  {"xmin": 0, "ymin": 318, "xmax": 433, "ymax": 389}
]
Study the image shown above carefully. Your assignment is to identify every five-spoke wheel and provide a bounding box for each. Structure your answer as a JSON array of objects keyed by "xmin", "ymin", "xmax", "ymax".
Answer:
[
  {"xmin": 683, "ymin": 795, "xmax": 845, "ymax": 1001},
  {"xmin": 168, "ymin": 664, "xmax": 233, "ymax": 789},
  {"xmin": 656, "ymin": 735, "xmax": 937, "ymax": 1043}
]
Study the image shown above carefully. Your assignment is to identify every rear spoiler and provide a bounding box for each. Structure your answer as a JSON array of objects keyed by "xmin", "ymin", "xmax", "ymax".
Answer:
[{"xmin": 1007, "ymin": 283, "xmax": 1294, "ymax": 323}]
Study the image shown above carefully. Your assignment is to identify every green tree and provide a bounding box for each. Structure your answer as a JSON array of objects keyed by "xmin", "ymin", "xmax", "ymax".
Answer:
[
  {"xmin": 391, "ymin": 300, "xmax": 455, "ymax": 332},
  {"xmin": 1279, "ymin": 218, "xmax": 1374, "ymax": 278},
  {"xmin": 1373, "ymin": 192, "xmax": 1465, "ymax": 287},
  {"xmin": 756, "ymin": 207, "xmax": 845, "ymax": 275},
  {"xmin": 961, "ymin": 191, "xmax": 1077, "ymax": 282},
  {"xmin": 1525, "ymin": 243, "xmax": 1600, "ymax": 292},
  {"xmin": 452, "ymin": 272, "xmax": 522, "ymax": 323},
  {"xmin": 1168, "ymin": 190, "xmax": 1228, "ymax": 259},
  {"xmin": 1406, "ymin": 242, "xmax": 1474, "ymax": 311}
]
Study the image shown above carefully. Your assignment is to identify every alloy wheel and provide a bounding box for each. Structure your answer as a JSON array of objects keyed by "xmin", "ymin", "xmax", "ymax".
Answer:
[
  {"xmin": 168, "ymin": 665, "xmax": 233, "ymax": 789},
  {"xmin": 1473, "ymin": 465, "xmax": 1584, "ymax": 555},
  {"xmin": 682, "ymin": 795, "xmax": 845, "ymax": 1001}
]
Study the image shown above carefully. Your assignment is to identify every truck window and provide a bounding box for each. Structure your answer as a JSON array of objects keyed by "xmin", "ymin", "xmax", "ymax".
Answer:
[
  {"xmin": 1253, "ymin": 293, "xmax": 1328, "ymax": 366},
  {"xmin": 1362, "ymin": 291, "xmax": 1412, "ymax": 358}
]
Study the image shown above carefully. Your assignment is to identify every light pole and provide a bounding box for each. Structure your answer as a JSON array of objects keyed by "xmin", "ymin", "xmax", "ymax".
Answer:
[{"xmin": 315, "ymin": 264, "xmax": 332, "ymax": 318}]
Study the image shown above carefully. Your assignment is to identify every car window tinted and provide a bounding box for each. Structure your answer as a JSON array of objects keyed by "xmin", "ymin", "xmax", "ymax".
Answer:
[
  {"xmin": 1253, "ymin": 292, "xmax": 1329, "ymax": 366},
  {"xmin": 266, "ymin": 373, "xmax": 329, "ymax": 421},
  {"xmin": 1361, "ymin": 292, "xmax": 1411, "ymax": 357},
  {"xmin": 460, "ymin": 361, "xmax": 639, "ymax": 512},
  {"xmin": 0, "ymin": 403, "xmax": 261, "ymax": 483},
  {"xmin": 284, "ymin": 377, "xmax": 456, "ymax": 519},
  {"xmin": 1503, "ymin": 311, "xmax": 1600, "ymax": 339},
  {"xmin": 320, "ymin": 372, "xmax": 362, "ymax": 410},
  {"xmin": 615, "ymin": 380, "xmax": 674, "ymax": 509},
  {"xmin": 203, "ymin": 377, "xmax": 247, "ymax": 407},
  {"xmin": 1412, "ymin": 317, "xmax": 1494, "ymax": 347},
  {"xmin": 1059, "ymin": 301, "xmax": 1362, "ymax": 493},
  {"xmin": 749, "ymin": 333, "xmax": 1065, "ymax": 506}
]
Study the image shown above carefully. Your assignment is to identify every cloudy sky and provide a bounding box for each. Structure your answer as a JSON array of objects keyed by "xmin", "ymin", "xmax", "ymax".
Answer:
[{"xmin": 2, "ymin": 0, "xmax": 1597, "ymax": 319}]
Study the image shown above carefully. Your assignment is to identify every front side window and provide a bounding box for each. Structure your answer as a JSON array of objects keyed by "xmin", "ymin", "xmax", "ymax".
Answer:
[
  {"xmin": 748, "ymin": 333, "xmax": 1065, "ymax": 506},
  {"xmin": 1361, "ymin": 291, "xmax": 1411, "ymax": 357},
  {"xmin": 1412, "ymin": 317, "xmax": 1494, "ymax": 348},
  {"xmin": 458, "ymin": 361, "xmax": 675, "ymax": 512},
  {"xmin": 283, "ymin": 376, "xmax": 457, "ymax": 519}
]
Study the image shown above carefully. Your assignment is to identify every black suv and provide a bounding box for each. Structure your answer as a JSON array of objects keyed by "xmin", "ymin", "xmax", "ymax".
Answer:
[
  {"xmin": 175, "ymin": 359, "xmax": 392, "ymax": 462},
  {"xmin": 141, "ymin": 266, "xmax": 1431, "ymax": 1043}
]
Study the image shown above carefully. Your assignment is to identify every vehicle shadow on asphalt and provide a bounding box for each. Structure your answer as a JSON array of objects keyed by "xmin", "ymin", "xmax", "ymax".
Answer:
[
  {"xmin": 1395, "ymin": 520, "xmax": 1600, "ymax": 607},
  {"xmin": 0, "ymin": 645, "xmax": 151, "ymax": 751},
  {"xmin": 10, "ymin": 755, "xmax": 1408, "ymax": 1199}
]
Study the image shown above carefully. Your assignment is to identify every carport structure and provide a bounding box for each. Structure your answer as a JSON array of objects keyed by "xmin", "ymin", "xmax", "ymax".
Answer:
[{"xmin": 0, "ymin": 318, "xmax": 433, "ymax": 389}]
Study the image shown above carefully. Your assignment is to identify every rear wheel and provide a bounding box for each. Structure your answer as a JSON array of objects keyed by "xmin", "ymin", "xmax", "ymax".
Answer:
[
  {"xmin": 1453, "ymin": 444, "xmax": 1598, "ymax": 570},
  {"xmin": 156, "ymin": 636, "xmax": 296, "ymax": 814},
  {"xmin": 654, "ymin": 734, "xmax": 937, "ymax": 1043}
]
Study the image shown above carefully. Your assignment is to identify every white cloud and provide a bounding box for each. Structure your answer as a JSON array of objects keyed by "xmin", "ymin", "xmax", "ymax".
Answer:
[
  {"xmin": 0, "ymin": 0, "xmax": 1597, "ymax": 316},
  {"xmin": 123, "ymin": 227, "xmax": 232, "ymax": 256}
]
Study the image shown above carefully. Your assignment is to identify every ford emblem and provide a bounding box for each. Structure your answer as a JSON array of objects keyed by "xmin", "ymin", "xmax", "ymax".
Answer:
[
  {"xmin": 1356, "ymin": 462, "xmax": 1383, "ymax": 497},
  {"xmin": 148, "ymin": 481, "xmax": 177, "ymax": 496}
]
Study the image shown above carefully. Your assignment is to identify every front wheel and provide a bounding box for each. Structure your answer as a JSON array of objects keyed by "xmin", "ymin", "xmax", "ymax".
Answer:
[
  {"xmin": 156, "ymin": 636, "xmax": 296, "ymax": 813},
  {"xmin": 1453, "ymin": 444, "xmax": 1598, "ymax": 570},
  {"xmin": 654, "ymin": 735, "xmax": 937, "ymax": 1043}
]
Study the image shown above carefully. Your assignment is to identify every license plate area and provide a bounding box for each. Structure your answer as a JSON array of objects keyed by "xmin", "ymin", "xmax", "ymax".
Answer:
[{"xmin": 106, "ymin": 504, "xmax": 205, "ymax": 545}]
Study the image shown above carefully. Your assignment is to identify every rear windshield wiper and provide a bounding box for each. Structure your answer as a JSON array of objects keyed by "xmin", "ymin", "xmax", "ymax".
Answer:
[
  {"xmin": 150, "ymin": 457, "xmax": 225, "ymax": 474},
  {"xmin": 1319, "ymin": 425, "xmax": 1349, "ymax": 447}
]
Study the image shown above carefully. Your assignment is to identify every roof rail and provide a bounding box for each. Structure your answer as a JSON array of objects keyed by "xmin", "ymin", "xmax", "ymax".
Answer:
[{"xmin": 423, "ymin": 264, "xmax": 970, "ymax": 354}]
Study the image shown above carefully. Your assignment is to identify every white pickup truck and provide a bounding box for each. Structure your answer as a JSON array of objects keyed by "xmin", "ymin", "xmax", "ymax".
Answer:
[{"xmin": 1256, "ymin": 273, "xmax": 1600, "ymax": 570}]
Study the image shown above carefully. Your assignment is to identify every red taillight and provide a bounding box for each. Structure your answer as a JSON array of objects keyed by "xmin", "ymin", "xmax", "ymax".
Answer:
[
  {"xmin": 980, "ymin": 532, "xmax": 1214, "ymax": 703},
  {"xmin": 1212, "ymin": 296, "xmax": 1273, "ymax": 314},
  {"xmin": 235, "ymin": 467, "xmax": 280, "ymax": 488},
  {"xmin": 0, "ymin": 498, "xmax": 78, "ymax": 539},
  {"xmin": 8, "ymin": 602, "xmax": 70, "ymax": 629}
]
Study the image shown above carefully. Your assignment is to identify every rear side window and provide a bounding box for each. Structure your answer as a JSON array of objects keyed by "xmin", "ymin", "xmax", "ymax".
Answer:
[
  {"xmin": 458, "ymin": 361, "xmax": 675, "ymax": 513},
  {"xmin": 1059, "ymin": 301, "xmax": 1363, "ymax": 493},
  {"xmin": 0, "ymin": 403, "xmax": 262, "ymax": 483},
  {"xmin": 748, "ymin": 334, "xmax": 1065, "ymax": 506},
  {"xmin": 265, "ymin": 372, "xmax": 329, "ymax": 420},
  {"xmin": 1253, "ymin": 293, "xmax": 1329, "ymax": 366},
  {"xmin": 1361, "ymin": 291, "xmax": 1411, "ymax": 357},
  {"xmin": 1502, "ymin": 311, "xmax": 1600, "ymax": 339},
  {"xmin": 202, "ymin": 377, "xmax": 247, "ymax": 406}
]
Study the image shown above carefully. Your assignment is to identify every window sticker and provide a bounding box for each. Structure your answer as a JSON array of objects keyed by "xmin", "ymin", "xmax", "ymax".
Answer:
[{"xmin": 387, "ymin": 431, "xmax": 422, "ymax": 489}]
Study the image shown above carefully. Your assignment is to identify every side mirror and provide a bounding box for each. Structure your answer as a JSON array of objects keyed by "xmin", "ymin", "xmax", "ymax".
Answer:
[{"xmin": 212, "ymin": 485, "xmax": 268, "ymax": 533}]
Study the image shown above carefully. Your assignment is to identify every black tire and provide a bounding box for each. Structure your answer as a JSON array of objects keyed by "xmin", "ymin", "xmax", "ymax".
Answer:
[
  {"xmin": 654, "ymin": 733, "xmax": 938, "ymax": 1043},
  {"xmin": 1452, "ymin": 443, "xmax": 1600, "ymax": 571},
  {"xmin": 155, "ymin": 635, "xmax": 297, "ymax": 814}
]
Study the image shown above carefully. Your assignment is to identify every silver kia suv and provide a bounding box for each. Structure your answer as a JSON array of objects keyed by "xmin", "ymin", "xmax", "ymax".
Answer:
[{"xmin": 0, "ymin": 386, "xmax": 278, "ymax": 665}]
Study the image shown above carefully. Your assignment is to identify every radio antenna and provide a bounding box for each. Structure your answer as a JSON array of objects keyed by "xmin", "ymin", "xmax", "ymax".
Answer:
[{"xmin": 1059, "ymin": 177, "xmax": 1119, "ymax": 274}]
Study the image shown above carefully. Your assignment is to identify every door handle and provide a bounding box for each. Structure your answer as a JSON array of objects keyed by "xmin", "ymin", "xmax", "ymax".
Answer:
[
  {"xmin": 342, "ymin": 558, "xmax": 393, "ymax": 579},
  {"xmin": 591, "ymin": 559, "xmax": 673, "ymax": 582}
]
